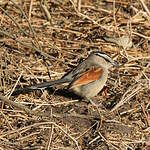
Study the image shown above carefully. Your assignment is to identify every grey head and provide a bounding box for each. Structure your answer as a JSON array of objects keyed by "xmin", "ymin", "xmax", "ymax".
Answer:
[{"xmin": 90, "ymin": 51, "xmax": 118, "ymax": 68}]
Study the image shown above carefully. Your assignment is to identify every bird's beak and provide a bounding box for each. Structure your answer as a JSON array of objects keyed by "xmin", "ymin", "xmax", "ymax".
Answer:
[{"xmin": 112, "ymin": 61, "xmax": 119, "ymax": 67}]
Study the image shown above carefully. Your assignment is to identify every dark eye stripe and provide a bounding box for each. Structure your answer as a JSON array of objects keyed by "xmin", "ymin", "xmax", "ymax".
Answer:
[
  {"xmin": 103, "ymin": 57, "xmax": 111, "ymax": 63},
  {"xmin": 93, "ymin": 51, "xmax": 106, "ymax": 55},
  {"xmin": 93, "ymin": 52, "xmax": 112, "ymax": 63}
]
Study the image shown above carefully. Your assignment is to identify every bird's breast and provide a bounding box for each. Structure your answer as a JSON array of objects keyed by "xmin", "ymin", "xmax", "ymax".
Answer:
[{"xmin": 70, "ymin": 69, "xmax": 108, "ymax": 98}]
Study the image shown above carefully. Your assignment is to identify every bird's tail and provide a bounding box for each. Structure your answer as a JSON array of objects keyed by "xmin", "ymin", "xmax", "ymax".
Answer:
[{"xmin": 11, "ymin": 78, "xmax": 70, "ymax": 96}]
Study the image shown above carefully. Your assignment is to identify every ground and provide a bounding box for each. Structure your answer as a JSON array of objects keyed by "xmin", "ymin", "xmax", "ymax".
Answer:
[{"xmin": 0, "ymin": 0, "xmax": 150, "ymax": 150}]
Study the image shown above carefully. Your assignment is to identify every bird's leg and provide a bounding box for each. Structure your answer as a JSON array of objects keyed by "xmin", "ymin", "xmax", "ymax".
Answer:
[
  {"xmin": 85, "ymin": 97, "xmax": 98, "ymax": 107},
  {"xmin": 85, "ymin": 97, "xmax": 102, "ymax": 121},
  {"xmin": 101, "ymin": 86, "xmax": 108, "ymax": 97}
]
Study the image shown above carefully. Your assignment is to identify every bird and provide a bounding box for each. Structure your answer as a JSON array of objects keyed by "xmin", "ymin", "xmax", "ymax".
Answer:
[
  {"xmin": 103, "ymin": 35, "xmax": 132, "ymax": 49},
  {"xmin": 11, "ymin": 51, "xmax": 118, "ymax": 104}
]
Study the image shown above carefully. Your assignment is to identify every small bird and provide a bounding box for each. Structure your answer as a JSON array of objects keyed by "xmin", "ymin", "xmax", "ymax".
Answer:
[
  {"xmin": 12, "ymin": 51, "xmax": 118, "ymax": 103},
  {"xmin": 103, "ymin": 35, "xmax": 132, "ymax": 49}
]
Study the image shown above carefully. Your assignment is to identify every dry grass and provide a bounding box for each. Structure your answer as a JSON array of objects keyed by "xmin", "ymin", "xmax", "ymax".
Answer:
[{"xmin": 0, "ymin": 0, "xmax": 150, "ymax": 149}]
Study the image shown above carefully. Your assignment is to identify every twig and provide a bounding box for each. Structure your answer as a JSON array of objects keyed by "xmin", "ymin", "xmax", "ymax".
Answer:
[
  {"xmin": 141, "ymin": 103, "xmax": 150, "ymax": 127},
  {"xmin": 46, "ymin": 124, "xmax": 54, "ymax": 149},
  {"xmin": 132, "ymin": 31, "xmax": 150, "ymax": 40},
  {"xmin": 0, "ymin": 121, "xmax": 80, "ymax": 150},
  {"xmin": 139, "ymin": 0, "xmax": 150, "ymax": 17},
  {"xmin": 0, "ymin": 29, "xmax": 63, "ymax": 61},
  {"xmin": 0, "ymin": 6, "xmax": 28, "ymax": 36},
  {"xmin": 111, "ymin": 83, "xmax": 144, "ymax": 112},
  {"xmin": 0, "ymin": 95, "xmax": 34, "ymax": 115},
  {"xmin": 40, "ymin": 2, "xmax": 52, "ymax": 22},
  {"xmin": 69, "ymin": 0, "xmax": 112, "ymax": 31},
  {"xmin": 10, "ymin": 0, "xmax": 36, "ymax": 37},
  {"xmin": 28, "ymin": 0, "xmax": 34, "ymax": 21},
  {"xmin": 77, "ymin": 0, "xmax": 81, "ymax": 12},
  {"xmin": 0, "ymin": 94, "xmax": 100, "ymax": 120},
  {"xmin": 113, "ymin": 0, "xmax": 117, "ymax": 30},
  {"xmin": 7, "ymin": 71, "xmax": 23, "ymax": 98}
]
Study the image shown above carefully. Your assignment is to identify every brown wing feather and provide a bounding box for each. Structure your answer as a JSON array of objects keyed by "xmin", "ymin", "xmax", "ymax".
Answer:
[{"xmin": 71, "ymin": 67, "xmax": 102, "ymax": 88}]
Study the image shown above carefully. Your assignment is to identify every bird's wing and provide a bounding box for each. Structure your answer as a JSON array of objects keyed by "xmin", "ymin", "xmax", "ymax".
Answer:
[{"xmin": 70, "ymin": 66, "xmax": 102, "ymax": 88}]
